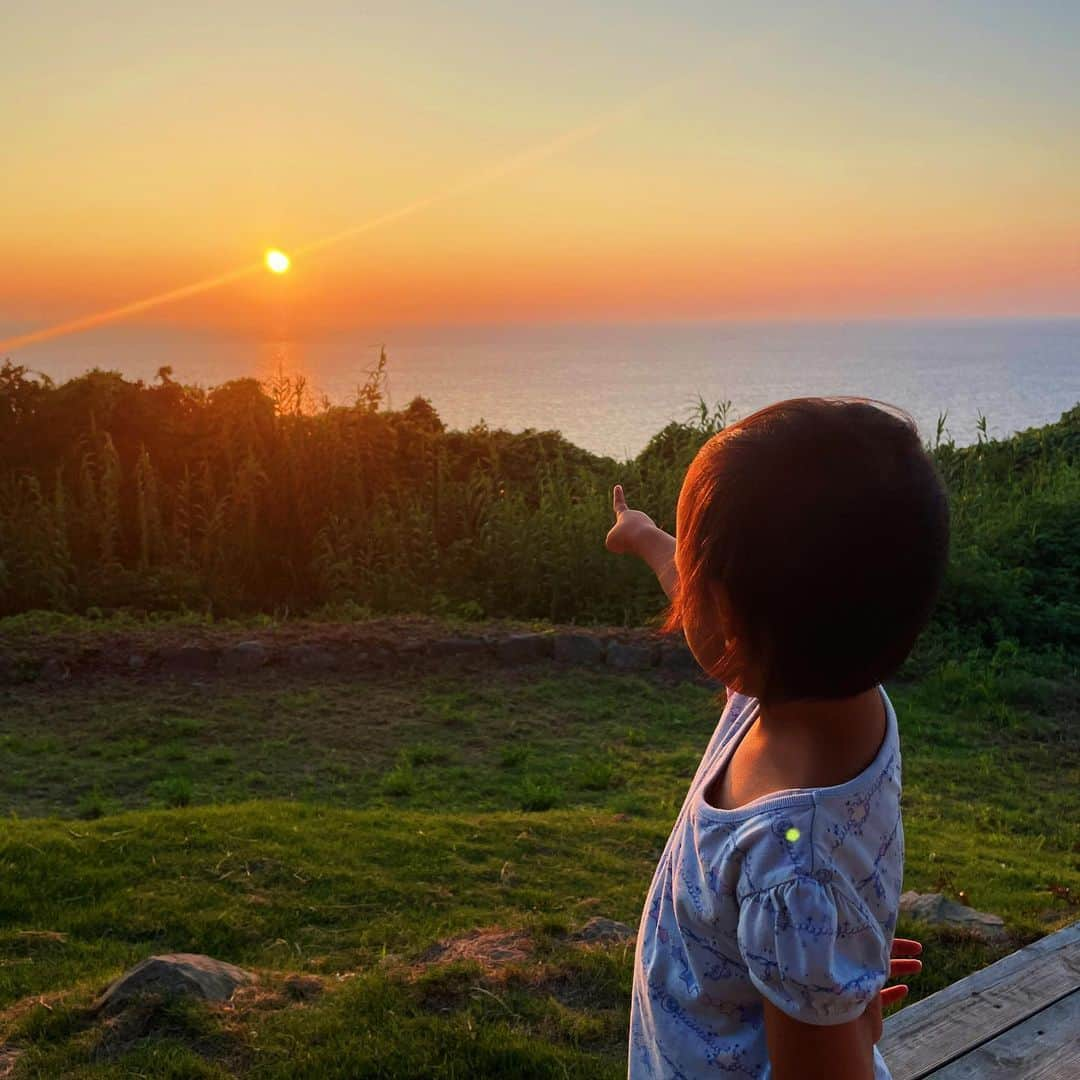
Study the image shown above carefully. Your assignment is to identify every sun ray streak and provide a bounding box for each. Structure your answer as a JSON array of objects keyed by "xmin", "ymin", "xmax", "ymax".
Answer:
[
  {"xmin": 0, "ymin": 265, "xmax": 263, "ymax": 352},
  {"xmin": 0, "ymin": 78, "xmax": 682, "ymax": 354}
]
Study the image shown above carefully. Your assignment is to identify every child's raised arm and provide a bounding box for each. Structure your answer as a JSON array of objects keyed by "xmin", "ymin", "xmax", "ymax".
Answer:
[{"xmin": 605, "ymin": 484, "xmax": 678, "ymax": 600}]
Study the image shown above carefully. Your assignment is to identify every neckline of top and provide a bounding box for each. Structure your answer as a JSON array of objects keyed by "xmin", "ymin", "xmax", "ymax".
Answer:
[{"xmin": 693, "ymin": 685, "xmax": 897, "ymax": 821}]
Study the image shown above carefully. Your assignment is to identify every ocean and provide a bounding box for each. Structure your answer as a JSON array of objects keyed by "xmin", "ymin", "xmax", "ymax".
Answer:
[{"xmin": 10, "ymin": 319, "xmax": 1079, "ymax": 460}]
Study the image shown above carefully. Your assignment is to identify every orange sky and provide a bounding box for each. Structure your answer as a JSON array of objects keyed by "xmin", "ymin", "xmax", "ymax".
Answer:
[{"xmin": 3, "ymin": 3, "xmax": 1079, "ymax": 346}]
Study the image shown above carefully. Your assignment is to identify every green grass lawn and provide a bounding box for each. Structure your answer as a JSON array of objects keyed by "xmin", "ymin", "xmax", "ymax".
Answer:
[{"xmin": 1, "ymin": 648, "xmax": 1077, "ymax": 1077}]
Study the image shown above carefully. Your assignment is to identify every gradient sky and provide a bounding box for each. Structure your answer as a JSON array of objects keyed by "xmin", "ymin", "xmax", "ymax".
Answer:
[{"xmin": 3, "ymin": 1, "xmax": 1079, "ymax": 341}]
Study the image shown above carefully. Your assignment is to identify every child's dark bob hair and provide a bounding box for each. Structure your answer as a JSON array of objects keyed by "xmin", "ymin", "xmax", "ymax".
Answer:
[{"xmin": 668, "ymin": 397, "xmax": 950, "ymax": 704}]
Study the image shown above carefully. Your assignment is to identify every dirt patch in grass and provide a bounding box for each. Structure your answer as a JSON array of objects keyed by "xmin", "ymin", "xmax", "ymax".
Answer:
[{"xmin": 419, "ymin": 927, "xmax": 535, "ymax": 971}]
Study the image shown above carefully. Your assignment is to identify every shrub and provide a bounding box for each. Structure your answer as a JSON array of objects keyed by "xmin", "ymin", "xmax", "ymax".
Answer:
[
  {"xmin": 150, "ymin": 774, "xmax": 194, "ymax": 808},
  {"xmin": 518, "ymin": 778, "xmax": 564, "ymax": 811},
  {"xmin": 383, "ymin": 759, "xmax": 416, "ymax": 797}
]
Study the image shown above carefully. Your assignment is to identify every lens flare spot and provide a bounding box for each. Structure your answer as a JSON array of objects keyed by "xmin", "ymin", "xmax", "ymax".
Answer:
[
  {"xmin": 785, "ymin": 827, "xmax": 801, "ymax": 843},
  {"xmin": 265, "ymin": 249, "xmax": 291, "ymax": 274}
]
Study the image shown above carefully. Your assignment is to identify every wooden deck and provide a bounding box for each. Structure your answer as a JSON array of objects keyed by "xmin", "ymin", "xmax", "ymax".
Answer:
[{"xmin": 880, "ymin": 921, "xmax": 1080, "ymax": 1078}]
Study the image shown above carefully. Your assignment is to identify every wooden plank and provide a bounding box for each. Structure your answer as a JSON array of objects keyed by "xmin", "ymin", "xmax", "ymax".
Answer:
[
  {"xmin": 925, "ymin": 989, "xmax": 1080, "ymax": 1079},
  {"xmin": 879, "ymin": 922, "xmax": 1080, "ymax": 1080}
]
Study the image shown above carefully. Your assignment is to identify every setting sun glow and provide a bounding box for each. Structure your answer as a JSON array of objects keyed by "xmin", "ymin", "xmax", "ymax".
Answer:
[
  {"xmin": 3, "ymin": 5, "xmax": 1079, "ymax": 337},
  {"xmin": 265, "ymin": 250, "xmax": 291, "ymax": 274}
]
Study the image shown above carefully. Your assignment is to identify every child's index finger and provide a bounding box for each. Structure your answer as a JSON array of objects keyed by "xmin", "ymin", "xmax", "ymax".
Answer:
[{"xmin": 613, "ymin": 484, "xmax": 628, "ymax": 515}]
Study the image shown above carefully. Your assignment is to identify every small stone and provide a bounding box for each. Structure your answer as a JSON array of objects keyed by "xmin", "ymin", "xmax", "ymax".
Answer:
[
  {"xmin": 430, "ymin": 637, "xmax": 489, "ymax": 659},
  {"xmin": 92, "ymin": 953, "xmax": 256, "ymax": 1015},
  {"xmin": 40, "ymin": 657, "xmax": 70, "ymax": 682},
  {"xmin": 284, "ymin": 644, "xmax": 338, "ymax": 671},
  {"xmin": 283, "ymin": 974, "xmax": 324, "ymax": 1001},
  {"xmin": 571, "ymin": 917, "xmax": 636, "ymax": 944},
  {"xmin": 495, "ymin": 634, "xmax": 551, "ymax": 664},
  {"xmin": 659, "ymin": 643, "xmax": 700, "ymax": 675},
  {"xmin": 553, "ymin": 633, "xmax": 606, "ymax": 665},
  {"xmin": 366, "ymin": 646, "xmax": 396, "ymax": 667},
  {"xmin": 220, "ymin": 641, "xmax": 270, "ymax": 674},
  {"xmin": 606, "ymin": 642, "xmax": 656, "ymax": 672},
  {"xmin": 898, "ymin": 891, "xmax": 1008, "ymax": 942},
  {"xmin": 161, "ymin": 645, "xmax": 218, "ymax": 676},
  {"xmin": 127, "ymin": 653, "xmax": 146, "ymax": 672}
]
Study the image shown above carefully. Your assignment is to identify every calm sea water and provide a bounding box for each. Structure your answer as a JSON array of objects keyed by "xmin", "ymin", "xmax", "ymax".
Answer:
[{"xmin": 12, "ymin": 319, "xmax": 1079, "ymax": 460}]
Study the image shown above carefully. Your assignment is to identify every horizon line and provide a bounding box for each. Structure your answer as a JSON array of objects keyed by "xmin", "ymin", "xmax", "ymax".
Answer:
[{"xmin": 4, "ymin": 311, "xmax": 1080, "ymax": 353}]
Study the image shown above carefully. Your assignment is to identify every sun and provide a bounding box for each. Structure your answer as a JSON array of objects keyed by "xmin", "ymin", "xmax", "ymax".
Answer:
[{"xmin": 265, "ymin": 249, "xmax": 291, "ymax": 274}]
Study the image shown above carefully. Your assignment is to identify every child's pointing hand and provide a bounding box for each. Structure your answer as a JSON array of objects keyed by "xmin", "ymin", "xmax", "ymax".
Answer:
[
  {"xmin": 605, "ymin": 485, "xmax": 658, "ymax": 557},
  {"xmin": 605, "ymin": 486, "xmax": 678, "ymax": 599}
]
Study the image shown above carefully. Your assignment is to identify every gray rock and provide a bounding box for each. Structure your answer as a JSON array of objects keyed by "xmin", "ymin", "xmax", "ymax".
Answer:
[
  {"xmin": 898, "ymin": 891, "xmax": 1008, "ymax": 942},
  {"xmin": 220, "ymin": 641, "xmax": 270, "ymax": 674},
  {"xmin": 495, "ymin": 634, "xmax": 551, "ymax": 664},
  {"xmin": 40, "ymin": 657, "xmax": 70, "ymax": 682},
  {"xmin": 606, "ymin": 642, "xmax": 656, "ymax": 672},
  {"xmin": 284, "ymin": 974, "xmax": 324, "ymax": 1001},
  {"xmin": 430, "ymin": 637, "xmax": 490, "ymax": 659},
  {"xmin": 127, "ymin": 653, "xmax": 147, "ymax": 672},
  {"xmin": 92, "ymin": 953, "xmax": 256, "ymax": 1015},
  {"xmin": 659, "ymin": 643, "xmax": 700, "ymax": 675},
  {"xmin": 161, "ymin": 645, "xmax": 218, "ymax": 676},
  {"xmin": 571, "ymin": 917, "xmax": 636, "ymax": 944},
  {"xmin": 553, "ymin": 633, "xmax": 607, "ymax": 665},
  {"xmin": 284, "ymin": 644, "xmax": 338, "ymax": 671},
  {"xmin": 359, "ymin": 645, "xmax": 395, "ymax": 668}
]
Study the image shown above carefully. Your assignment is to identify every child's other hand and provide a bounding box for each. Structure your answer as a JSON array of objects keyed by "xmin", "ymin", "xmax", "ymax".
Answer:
[
  {"xmin": 605, "ymin": 484, "xmax": 658, "ymax": 557},
  {"xmin": 879, "ymin": 937, "xmax": 923, "ymax": 1012},
  {"xmin": 862, "ymin": 937, "xmax": 923, "ymax": 1048}
]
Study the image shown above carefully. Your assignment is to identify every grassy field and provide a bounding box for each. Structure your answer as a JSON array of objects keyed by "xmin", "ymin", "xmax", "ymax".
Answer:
[{"xmin": 1, "ymin": 637, "xmax": 1077, "ymax": 1077}]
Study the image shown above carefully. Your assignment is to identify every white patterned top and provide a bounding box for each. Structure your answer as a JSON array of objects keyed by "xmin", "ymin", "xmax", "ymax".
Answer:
[{"xmin": 629, "ymin": 688, "xmax": 902, "ymax": 1079}]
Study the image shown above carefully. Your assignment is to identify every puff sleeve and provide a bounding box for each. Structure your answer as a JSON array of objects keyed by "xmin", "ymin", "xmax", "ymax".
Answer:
[{"xmin": 736, "ymin": 875, "xmax": 889, "ymax": 1025}]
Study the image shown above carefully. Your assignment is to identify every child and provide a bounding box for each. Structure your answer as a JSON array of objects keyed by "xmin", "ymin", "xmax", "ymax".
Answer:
[{"xmin": 606, "ymin": 398, "xmax": 947, "ymax": 1079}]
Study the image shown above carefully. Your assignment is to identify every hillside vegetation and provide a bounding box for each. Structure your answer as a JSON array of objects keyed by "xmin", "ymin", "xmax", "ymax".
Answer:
[{"xmin": 2, "ymin": 361, "xmax": 1078, "ymax": 657}]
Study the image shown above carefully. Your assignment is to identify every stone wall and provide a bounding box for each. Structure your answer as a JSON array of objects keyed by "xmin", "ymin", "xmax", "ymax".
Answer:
[{"xmin": 0, "ymin": 619, "xmax": 711, "ymax": 686}]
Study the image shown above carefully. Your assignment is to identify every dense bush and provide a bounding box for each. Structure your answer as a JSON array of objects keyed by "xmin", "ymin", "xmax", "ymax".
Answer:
[
  {"xmin": 0, "ymin": 359, "xmax": 1077, "ymax": 649},
  {"xmin": 932, "ymin": 407, "xmax": 1080, "ymax": 651}
]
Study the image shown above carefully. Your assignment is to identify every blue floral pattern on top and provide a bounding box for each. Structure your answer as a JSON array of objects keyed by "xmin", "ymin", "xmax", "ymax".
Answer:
[{"xmin": 629, "ymin": 688, "xmax": 902, "ymax": 1079}]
